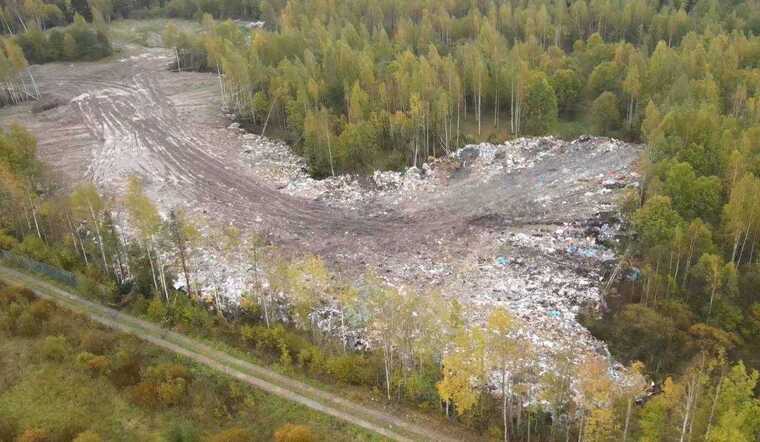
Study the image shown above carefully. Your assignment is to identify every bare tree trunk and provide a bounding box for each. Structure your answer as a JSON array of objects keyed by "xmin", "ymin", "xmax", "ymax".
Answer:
[
  {"xmin": 27, "ymin": 69, "xmax": 39, "ymax": 99},
  {"xmin": 158, "ymin": 259, "xmax": 170, "ymax": 302},
  {"xmin": 88, "ymin": 203, "xmax": 109, "ymax": 273},
  {"xmin": 383, "ymin": 342, "xmax": 392, "ymax": 400},
  {"xmin": 26, "ymin": 193, "xmax": 42, "ymax": 239},
  {"xmin": 705, "ymin": 374, "xmax": 723, "ymax": 440},
  {"xmin": 456, "ymin": 94, "xmax": 461, "ymax": 146},
  {"xmin": 325, "ymin": 116, "xmax": 335, "ymax": 177},
  {"xmin": 680, "ymin": 379, "xmax": 696, "ymax": 442},
  {"xmin": 217, "ymin": 64, "xmax": 226, "ymax": 109},
  {"xmin": 263, "ymin": 294, "xmax": 271, "ymax": 327},
  {"xmin": 146, "ymin": 242, "xmax": 160, "ymax": 296},
  {"xmin": 477, "ymin": 71, "xmax": 482, "ymax": 136},
  {"xmin": 261, "ymin": 97, "xmax": 276, "ymax": 137}
]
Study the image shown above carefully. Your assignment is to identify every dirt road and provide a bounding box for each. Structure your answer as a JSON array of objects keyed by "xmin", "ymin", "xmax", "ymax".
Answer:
[{"xmin": 0, "ymin": 265, "xmax": 472, "ymax": 442}]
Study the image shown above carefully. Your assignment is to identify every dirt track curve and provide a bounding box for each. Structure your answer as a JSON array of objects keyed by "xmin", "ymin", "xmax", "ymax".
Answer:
[{"xmin": 0, "ymin": 47, "xmax": 638, "ymax": 266}]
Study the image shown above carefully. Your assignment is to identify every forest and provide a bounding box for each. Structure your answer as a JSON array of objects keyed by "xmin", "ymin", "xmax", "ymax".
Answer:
[{"xmin": 0, "ymin": 0, "xmax": 760, "ymax": 440}]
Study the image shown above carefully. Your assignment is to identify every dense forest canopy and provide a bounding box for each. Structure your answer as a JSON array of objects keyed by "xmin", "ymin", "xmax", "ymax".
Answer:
[{"xmin": 159, "ymin": 0, "xmax": 760, "ymax": 176}]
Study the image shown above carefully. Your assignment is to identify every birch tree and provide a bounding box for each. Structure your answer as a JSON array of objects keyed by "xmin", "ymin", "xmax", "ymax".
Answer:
[
  {"xmin": 124, "ymin": 177, "xmax": 166, "ymax": 301},
  {"xmin": 70, "ymin": 184, "xmax": 111, "ymax": 277}
]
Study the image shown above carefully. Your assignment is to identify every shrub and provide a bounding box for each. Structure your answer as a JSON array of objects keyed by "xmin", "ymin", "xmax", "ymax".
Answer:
[
  {"xmin": 0, "ymin": 415, "xmax": 17, "ymax": 442},
  {"xmin": 16, "ymin": 428, "xmax": 50, "ymax": 442},
  {"xmin": 13, "ymin": 236, "xmax": 58, "ymax": 267},
  {"xmin": 129, "ymin": 363, "xmax": 192, "ymax": 408},
  {"xmin": 296, "ymin": 345, "xmax": 326, "ymax": 375},
  {"xmin": 240, "ymin": 324, "xmax": 256, "ymax": 344},
  {"xmin": 77, "ymin": 352, "xmax": 112, "ymax": 376},
  {"xmin": 162, "ymin": 420, "xmax": 200, "ymax": 442},
  {"xmin": 145, "ymin": 363, "xmax": 191, "ymax": 383},
  {"xmin": 273, "ymin": 424, "xmax": 316, "ymax": 442},
  {"xmin": 207, "ymin": 427, "xmax": 254, "ymax": 442},
  {"xmin": 157, "ymin": 378, "xmax": 187, "ymax": 406},
  {"xmin": 0, "ymin": 312, "xmax": 14, "ymax": 335},
  {"xmin": 78, "ymin": 330, "xmax": 115, "ymax": 354},
  {"xmin": 146, "ymin": 297, "xmax": 169, "ymax": 323},
  {"xmin": 326, "ymin": 354, "xmax": 375, "ymax": 386},
  {"xmin": 72, "ymin": 430, "xmax": 103, "ymax": 442},
  {"xmin": 41, "ymin": 335, "xmax": 70, "ymax": 362},
  {"xmin": 15, "ymin": 310, "xmax": 41, "ymax": 337},
  {"xmin": 108, "ymin": 346, "xmax": 143, "ymax": 387},
  {"xmin": 0, "ymin": 230, "xmax": 18, "ymax": 250},
  {"xmin": 28, "ymin": 300, "xmax": 54, "ymax": 321},
  {"xmin": 128, "ymin": 382, "xmax": 161, "ymax": 409}
]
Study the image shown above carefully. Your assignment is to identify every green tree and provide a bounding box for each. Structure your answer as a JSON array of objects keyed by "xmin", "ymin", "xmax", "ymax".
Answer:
[
  {"xmin": 591, "ymin": 91, "xmax": 621, "ymax": 133},
  {"xmin": 522, "ymin": 71, "xmax": 557, "ymax": 135}
]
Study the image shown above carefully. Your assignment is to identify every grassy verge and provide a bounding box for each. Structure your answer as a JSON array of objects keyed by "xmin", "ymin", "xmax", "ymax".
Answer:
[
  {"xmin": 0, "ymin": 275, "xmax": 381, "ymax": 442},
  {"xmin": 0, "ymin": 264, "xmax": 474, "ymax": 441}
]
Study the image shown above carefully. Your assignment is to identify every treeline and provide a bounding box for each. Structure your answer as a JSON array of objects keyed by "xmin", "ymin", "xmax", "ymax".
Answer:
[
  {"xmin": 2, "ymin": 123, "xmax": 759, "ymax": 440},
  {"xmin": 161, "ymin": 0, "xmax": 760, "ymax": 177},
  {"xmin": 2, "ymin": 0, "xmax": 260, "ymax": 31},
  {"xmin": 15, "ymin": 14, "xmax": 112, "ymax": 64},
  {"xmin": 0, "ymin": 281, "xmax": 360, "ymax": 441}
]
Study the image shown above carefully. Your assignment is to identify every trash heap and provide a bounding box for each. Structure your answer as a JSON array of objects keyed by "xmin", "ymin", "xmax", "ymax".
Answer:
[
  {"xmin": 227, "ymin": 131, "xmax": 641, "ymax": 383},
  {"xmin": 239, "ymin": 131, "xmax": 447, "ymax": 207}
]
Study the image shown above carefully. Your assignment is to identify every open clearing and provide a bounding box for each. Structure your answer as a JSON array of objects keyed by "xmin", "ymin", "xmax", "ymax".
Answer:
[{"xmin": 0, "ymin": 44, "xmax": 641, "ymax": 376}]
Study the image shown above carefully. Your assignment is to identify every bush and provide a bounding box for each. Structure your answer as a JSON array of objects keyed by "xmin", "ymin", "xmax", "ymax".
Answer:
[
  {"xmin": 0, "ymin": 230, "xmax": 18, "ymax": 250},
  {"xmin": 78, "ymin": 330, "xmax": 115, "ymax": 355},
  {"xmin": 162, "ymin": 420, "xmax": 200, "ymax": 442},
  {"xmin": 128, "ymin": 382, "xmax": 161, "ymax": 409},
  {"xmin": 28, "ymin": 300, "xmax": 54, "ymax": 321},
  {"xmin": 207, "ymin": 427, "xmax": 254, "ymax": 442},
  {"xmin": 16, "ymin": 310, "xmax": 41, "ymax": 337},
  {"xmin": 157, "ymin": 378, "xmax": 187, "ymax": 406},
  {"xmin": 72, "ymin": 430, "xmax": 103, "ymax": 442},
  {"xmin": 0, "ymin": 414, "xmax": 17, "ymax": 442},
  {"xmin": 326, "ymin": 354, "xmax": 375, "ymax": 386},
  {"xmin": 76, "ymin": 352, "xmax": 112, "ymax": 376},
  {"xmin": 145, "ymin": 363, "xmax": 191, "ymax": 383},
  {"xmin": 16, "ymin": 428, "xmax": 50, "ymax": 442},
  {"xmin": 129, "ymin": 363, "xmax": 192, "ymax": 408},
  {"xmin": 273, "ymin": 424, "xmax": 316, "ymax": 442},
  {"xmin": 41, "ymin": 335, "xmax": 70, "ymax": 362},
  {"xmin": 146, "ymin": 297, "xmax": 169, "ymax": 323},
  {"xmin": 108, "ymin": 345, "xmax": 143, "ymax": 387}
]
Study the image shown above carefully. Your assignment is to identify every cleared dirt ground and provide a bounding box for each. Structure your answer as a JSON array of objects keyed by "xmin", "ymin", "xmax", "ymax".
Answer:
[{"xmin": 0, "ymin": 44, "xmax": 641, "ymax": 375}]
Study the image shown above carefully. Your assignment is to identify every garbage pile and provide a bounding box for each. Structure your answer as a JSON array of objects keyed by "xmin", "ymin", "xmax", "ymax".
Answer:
[
  {"xmin": 222, "ymin": 131, "xmax": 641, "ymax": 383},
  {"xmin": 239, "ymin": 132, "xmax": 447, "ymax": 207}
]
